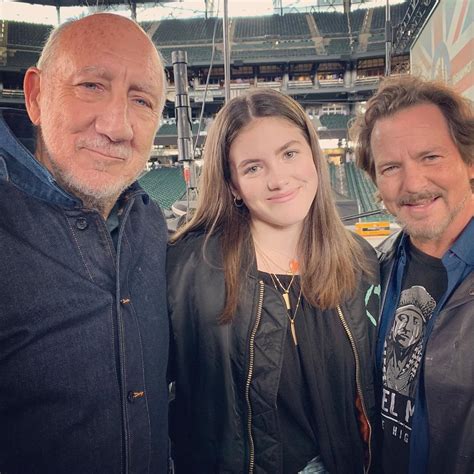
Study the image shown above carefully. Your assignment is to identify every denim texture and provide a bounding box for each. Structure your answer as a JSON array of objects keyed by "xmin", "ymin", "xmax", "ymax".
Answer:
[{"xmin": 0, "ymin": 109, "xmax": 169, "ymax": 474}]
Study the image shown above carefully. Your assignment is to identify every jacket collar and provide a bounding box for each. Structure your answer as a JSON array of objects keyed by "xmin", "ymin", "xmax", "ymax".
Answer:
[
  {"xmin": 445, "ymin": 218, "xmax": 474, "ymax": 266},
  {"xmin": 377, "ymin": 218, "xmax": 474, "ymax": 266},
  {"xmin": 0, "ymin": 108, "xmax": 148, "ymax": 208},
  {"xmin": 0, "ymin": 108, "xmax": 80, "ymax": 207},
  {"xmin": 377, "ymin": 229, "xmax": 404, "ymax": 261}
]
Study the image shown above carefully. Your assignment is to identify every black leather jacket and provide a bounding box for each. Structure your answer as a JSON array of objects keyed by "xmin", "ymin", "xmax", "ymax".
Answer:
[
  {"xmin": 377, "ymin": 230, "xmax": 474, "ymax": 474},
  {"xmin": 168, "ymin": 231, "xmax": 380, "ymax": 474}
]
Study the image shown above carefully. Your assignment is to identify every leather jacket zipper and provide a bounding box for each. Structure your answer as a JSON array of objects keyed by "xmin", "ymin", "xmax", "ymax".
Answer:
[
  {"xmin": 245, "ymin": 280, "xmax": 265, "ymax": 474},
  {"xmin": 336, "ymin": 305, "xmax": 372, "ymax": 473}
]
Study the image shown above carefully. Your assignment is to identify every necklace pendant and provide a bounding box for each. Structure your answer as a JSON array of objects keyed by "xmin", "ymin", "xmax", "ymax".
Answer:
[
  {"xmin": 289, "ymin": 259, "xmax": 299, "ymax": 274},
  {"xmin": 290, "ymin": 320, "xmax": 298, "ymax": 346},
  {"xmin": 282, "ymin": 291, "xmax": 291, "ymax": 311}
]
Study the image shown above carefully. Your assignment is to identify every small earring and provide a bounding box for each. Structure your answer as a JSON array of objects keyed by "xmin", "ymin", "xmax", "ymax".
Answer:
[{"xmin": 233, "ymin": 196, "xmax": 244, "ymax": 208}]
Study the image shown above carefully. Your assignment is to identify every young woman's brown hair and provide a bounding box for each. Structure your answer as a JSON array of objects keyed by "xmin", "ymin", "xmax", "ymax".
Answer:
[{"xmin": 171, "ymin": 88, "xmax": 370, "ymax": 322}]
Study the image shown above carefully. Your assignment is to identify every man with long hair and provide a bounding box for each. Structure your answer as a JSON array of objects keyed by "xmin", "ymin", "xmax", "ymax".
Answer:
[{"xmin": 351, "ymin": 75, "xmax": 473, "ymax": 474}]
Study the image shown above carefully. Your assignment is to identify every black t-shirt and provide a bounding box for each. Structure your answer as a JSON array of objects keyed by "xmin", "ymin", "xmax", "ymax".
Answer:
[
  {"xmin": 259, "ymin": 272, "xmax": 319, "ymax": 473},
  {"xmin": 259, "ymin": 271, "xmax": 364, "ymax": 473},
  {"xmin": 381, "ymin": 241, "xmax": 447, "ymax": 474}
]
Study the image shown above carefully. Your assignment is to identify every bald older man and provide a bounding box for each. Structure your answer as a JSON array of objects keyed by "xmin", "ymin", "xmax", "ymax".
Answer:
[{"xmin": 0, "ymin": 14, "xmax": 169, "ymax": 473}]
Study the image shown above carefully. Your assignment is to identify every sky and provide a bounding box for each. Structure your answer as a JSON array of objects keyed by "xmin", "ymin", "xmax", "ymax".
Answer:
[{"xmin": 1, "ymin": 0, "xmax": 404, "ymax": 25}]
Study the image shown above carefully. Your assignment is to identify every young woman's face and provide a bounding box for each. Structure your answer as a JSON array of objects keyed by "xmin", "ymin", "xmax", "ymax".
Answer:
[{"xmin": 229, "ymin": 116, "xmax": 318, "ymax": 232}]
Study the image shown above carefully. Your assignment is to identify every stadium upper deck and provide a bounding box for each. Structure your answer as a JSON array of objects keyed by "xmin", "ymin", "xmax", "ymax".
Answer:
[
  {"xmin": 0, "ymin": 4, "xmax": 410, "ymax": 147},
  {"xmin": 1, "ymin": 4, "xmax": 407, "ymax": 79}
]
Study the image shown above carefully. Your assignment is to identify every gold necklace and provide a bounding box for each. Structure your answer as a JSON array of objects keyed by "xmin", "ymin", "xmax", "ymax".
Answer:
[
  {"xmin": 269, "ymin": 273, "xmax": 303, "ymax": 346},
  {"xmin": 289, "ymin": 289, "xmax": 303, "ymax": 346},
  {"xmin": 256, "ymin": 244, "xmax": 303, "ymax": 345},
  {"xmin": 254, "ymin": 241, "xmax": 299, "ymax": 275},
  {"xmin": 269, "ymin": 272, "xmax": 295, "ymax": 311},
  {"xmin": 257, "ymin": 248, "xmax": 296, "ymax": 309}
]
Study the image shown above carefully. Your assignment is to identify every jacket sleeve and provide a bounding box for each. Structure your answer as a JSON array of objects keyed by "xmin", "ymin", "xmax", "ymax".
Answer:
[{"xmin": 166, "ymin": 237, "xmax": 199, "ymax": 384}]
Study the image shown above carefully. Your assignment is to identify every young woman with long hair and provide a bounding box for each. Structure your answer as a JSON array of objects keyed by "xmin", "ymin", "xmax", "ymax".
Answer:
[{"xmin": 167, "ymin": 89, "xmax": 380, "ymax": 474}]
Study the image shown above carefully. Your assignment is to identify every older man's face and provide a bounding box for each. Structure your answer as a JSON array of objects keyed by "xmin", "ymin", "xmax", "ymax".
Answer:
[
  {"xmin": 371, "ymin": 103, "xmax": 473, "ymax": 252},
  {"xmin": 25, "ymin": 16, "xmax": 164, "ymax": 207}
]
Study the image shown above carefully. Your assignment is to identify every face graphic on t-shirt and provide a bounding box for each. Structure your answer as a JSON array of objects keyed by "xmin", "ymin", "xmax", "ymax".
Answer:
[{"xmin": 392, "ymin": 306, "xmax": 424, "ymax": 349}]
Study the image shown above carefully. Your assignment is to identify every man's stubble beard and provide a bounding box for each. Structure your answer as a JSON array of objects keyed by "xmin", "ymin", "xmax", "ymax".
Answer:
[
  {"xmin": 37, "ymin": 128, "xmax": 137, "ymax": 217},
  {"xmin": 395, "ymin": 190, "xmax": 471, "ymax": 243}
]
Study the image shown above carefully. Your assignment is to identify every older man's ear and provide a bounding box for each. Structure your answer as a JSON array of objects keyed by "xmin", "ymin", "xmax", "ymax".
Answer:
[{"xmin": 23, "ymin": 67, "xmax": 42, "ymax": 126}]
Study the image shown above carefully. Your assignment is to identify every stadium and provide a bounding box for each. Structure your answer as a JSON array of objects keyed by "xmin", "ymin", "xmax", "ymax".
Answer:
[
  {"xmin": 1, "ymin": 2, "xmax": 473, "ymax": 471},
  {"xmin": 1, "ymin": 0, "xmax": 472, "ymax": 235}
]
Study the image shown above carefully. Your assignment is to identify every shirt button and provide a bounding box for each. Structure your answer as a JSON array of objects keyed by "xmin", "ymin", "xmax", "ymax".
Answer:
[
  {"xmin": 76, "ymin": 217, "xmax": 88, "ymax": 230},
  {"xmin": 127, "ymin": 390, "xmax": 145, "ymax": 403}
]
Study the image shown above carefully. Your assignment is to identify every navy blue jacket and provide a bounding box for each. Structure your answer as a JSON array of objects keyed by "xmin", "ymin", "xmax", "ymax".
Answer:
[{"xmin": 0, "ymin": 108, "xmax": 169, "ymax": 474}]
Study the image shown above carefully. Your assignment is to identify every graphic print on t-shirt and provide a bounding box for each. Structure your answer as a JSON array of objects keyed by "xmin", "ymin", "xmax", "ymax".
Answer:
[{"xmin": 381, "ymin": 286, "xmax": 436, "ymax": 465}]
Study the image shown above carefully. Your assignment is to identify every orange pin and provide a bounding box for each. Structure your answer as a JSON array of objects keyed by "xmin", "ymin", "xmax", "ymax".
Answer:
[{"xmin": 289, "ymin": 259, "xmax": 299, "ymax": 274}]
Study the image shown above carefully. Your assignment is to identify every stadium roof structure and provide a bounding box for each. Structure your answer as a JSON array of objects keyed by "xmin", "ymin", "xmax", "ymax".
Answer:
[
  {"xmin": 8, "ymin": 0, "xmax": 216, "ymax": 22},
  {"xmin": 11, "ymin": 0, "xmax": 167, "ymax": 5},
  {"xmin": 9, "ymin": 0, "xmax": 183, "ymax": 22}
]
